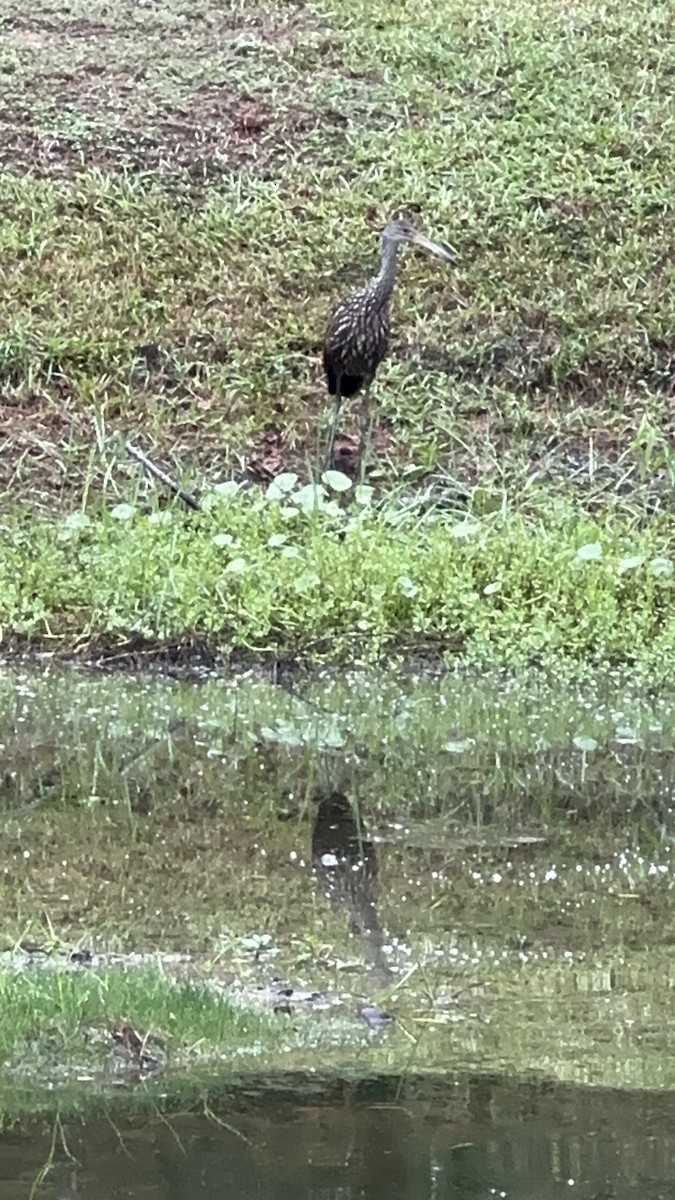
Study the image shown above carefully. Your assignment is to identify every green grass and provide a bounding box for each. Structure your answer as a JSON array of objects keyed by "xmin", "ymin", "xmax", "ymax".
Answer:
[
  {"xmin": 1, "ymin": 0, "xmax": 675, "ymax": 661},
  {"xmin": 0, "ymin": 959, "xmax": 369, "ymax": 1118},
  {"xmin": 0, "ymin": 965, "xmax": 286, "ymax": 1078},
  {"xmin": 2, "ymin": 479, "xmax": 675, "ymax": 671}
]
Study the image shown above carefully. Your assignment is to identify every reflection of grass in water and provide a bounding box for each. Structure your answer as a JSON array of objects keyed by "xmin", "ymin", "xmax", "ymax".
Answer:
[
  {"xmin": 0, "ymin": 661, "xmax": 671, "ymax": 831},
  {"xmin": 0, "ymin": 663, "xmax": 672, "ymax": 962},
  {"xmin": 2, "ymin": 665, "xmax": 675, "ymax": 1111}
]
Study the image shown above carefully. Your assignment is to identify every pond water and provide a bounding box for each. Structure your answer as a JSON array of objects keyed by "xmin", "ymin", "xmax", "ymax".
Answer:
[
  {"xmin": 2, "ymin": 662, "xmax": 675, "ymax": 1194},
  {"xmin": 6, "ymin": 1074, "xmax": 675, "ymax": 1200}
]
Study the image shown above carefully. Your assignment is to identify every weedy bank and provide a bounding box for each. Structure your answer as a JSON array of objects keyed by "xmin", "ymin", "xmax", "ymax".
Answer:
[
  {"xmin": 2, "ymin": 474, "xmax": 675, "ymax": 672},
  {"xmin": 0, "ymin": 959, "xmax": 389, "ymax": 1123},
  {"xmin": 0, "ymin": 0, "xmax": 674, "ymax": 663}
]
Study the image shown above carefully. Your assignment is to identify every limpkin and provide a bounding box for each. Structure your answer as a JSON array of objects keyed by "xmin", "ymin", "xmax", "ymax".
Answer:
[{"xmin": 322, "ymin": 217, "xmax": 458, "ymax": 473}]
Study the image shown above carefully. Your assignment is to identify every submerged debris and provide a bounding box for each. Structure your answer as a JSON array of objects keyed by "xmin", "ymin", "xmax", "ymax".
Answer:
[
  {"xmin": 111, "ymin": 1023, "xmax": 162, "ymax": 1075},
  {"xmin": 359, "ymin": 1004, "xmax": 394, "ymax": 1031}
]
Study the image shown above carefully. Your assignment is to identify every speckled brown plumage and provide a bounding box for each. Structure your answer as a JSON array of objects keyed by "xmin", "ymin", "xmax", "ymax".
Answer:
[
  {"xmin": 323, "ymin": 278, "xmax": 392, "ymax": 399},
  {"xmin": 322, "ymin": 218, "xmax": 457, "ymax": 472}
]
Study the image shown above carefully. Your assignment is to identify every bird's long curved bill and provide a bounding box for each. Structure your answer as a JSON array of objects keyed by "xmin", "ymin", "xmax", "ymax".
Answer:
[{"xmin": 411, "ymin": 231, "xmax": 459, "ymax": 264}]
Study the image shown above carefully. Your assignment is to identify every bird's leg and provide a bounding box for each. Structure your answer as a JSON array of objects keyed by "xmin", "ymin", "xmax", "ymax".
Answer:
[
  {"xmin": 324, "ymin": 378, "xmax": 343, "ymax": 472},
  {"xmin": 356, "ymin": 384, "xmax": 373, "ymax": 483}
]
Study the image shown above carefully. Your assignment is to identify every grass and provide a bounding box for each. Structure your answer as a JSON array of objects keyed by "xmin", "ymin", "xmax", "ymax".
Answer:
[
  {"xmin": 0, "ymin": 959, "xmax": 383, "ymax": 1105},
  {"xmin": 1, "ymin": 0, "xmax": 675, "ymax": 662},
  {"xmin": 2, "ymin": 477, "xmax": 675, "ymax": 671},
  {"xmin": 0, "ymin": 960, "xmax": 373, "ymax": 1119},
  {"xmin": 0, "ymin": 965, "xmax": 286, "ymax": 1077}
]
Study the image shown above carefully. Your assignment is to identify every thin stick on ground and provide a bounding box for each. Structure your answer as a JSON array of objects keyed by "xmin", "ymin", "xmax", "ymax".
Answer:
[{"xmin": 126, "ymin": 441, "xmax": 201, "ymax": 512}]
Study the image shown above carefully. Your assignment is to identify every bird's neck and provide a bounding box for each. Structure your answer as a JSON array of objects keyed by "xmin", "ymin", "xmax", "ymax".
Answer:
[{"xmin": 371, "ymin": 239, "xmax": 399, "ymax": 308}]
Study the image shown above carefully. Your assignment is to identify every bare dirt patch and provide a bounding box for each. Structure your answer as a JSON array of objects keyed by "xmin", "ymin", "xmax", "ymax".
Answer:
[
  {"xmin": 0, "ymin": 0, "xmax": 336, "ymax": 176},
  {"xmin": 3, "ymin": 26, "xmax": 54, "ymax": 50},
  {"xmin": 0, "ymin": 97, "xmax": 347, "ymax": 179}
]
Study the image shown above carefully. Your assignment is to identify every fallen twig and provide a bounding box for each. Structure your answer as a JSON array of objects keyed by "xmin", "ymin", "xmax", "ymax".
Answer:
[{"xmin": 126, "ymin": 441, "xmax": 201, "ymax": 512}]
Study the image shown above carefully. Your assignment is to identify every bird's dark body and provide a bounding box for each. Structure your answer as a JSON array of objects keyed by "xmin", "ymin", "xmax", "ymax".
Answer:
[
  {"xmin": 323, "ymin": 281, "xmax": 391, "ymax": 399},
  {"xmin": 321, "ymin": 218, "xmax": 456, "ymax": 471}
]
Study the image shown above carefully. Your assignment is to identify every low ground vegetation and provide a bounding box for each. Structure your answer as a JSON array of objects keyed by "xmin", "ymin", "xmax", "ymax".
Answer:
[{"xmin": 0, "ymin": 0, "xmax": 673, "ymax": 665}]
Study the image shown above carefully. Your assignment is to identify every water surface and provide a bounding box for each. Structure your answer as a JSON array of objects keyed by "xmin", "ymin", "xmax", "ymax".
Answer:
[
  {"xmin": 7, "ymin": 1074, "xmax": 675, "ymax": 1200},
  {"xmin": 2, "ymin": 663, "xmax": 675, "ymax": 1092}
]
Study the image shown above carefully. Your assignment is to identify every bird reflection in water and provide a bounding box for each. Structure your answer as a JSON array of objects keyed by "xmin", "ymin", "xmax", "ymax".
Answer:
[{"xmin": 311, "ymin": 790, "xmax": 391, "ymax": 986}]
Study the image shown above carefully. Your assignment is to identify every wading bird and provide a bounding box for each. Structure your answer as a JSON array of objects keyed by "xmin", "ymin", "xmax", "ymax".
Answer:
[{"xmin": 322, "ymin": 217, "xmax": 458, "ymax": 474}]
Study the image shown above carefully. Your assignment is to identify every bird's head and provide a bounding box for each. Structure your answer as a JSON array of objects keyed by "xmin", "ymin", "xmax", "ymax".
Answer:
[{"xmin": 382, "ymin": 217, "xmax": 458, "ymax": 264}]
